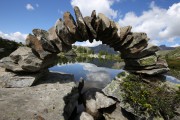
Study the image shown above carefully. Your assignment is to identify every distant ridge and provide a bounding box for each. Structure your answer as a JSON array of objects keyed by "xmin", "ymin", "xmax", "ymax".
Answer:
[
  {"xmin": 90, "ymin": 44, "xmax": 118, "ymax": 54},
  {"xmin": 159, "ymin": 45, "xmax": 176, "ymax": 50}
]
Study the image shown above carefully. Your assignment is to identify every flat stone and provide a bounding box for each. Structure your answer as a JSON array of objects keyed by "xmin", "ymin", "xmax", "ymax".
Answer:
[
  {"xmin": 124, "ymin": 54, "xmax": 157, "ymax": 67},
  {"xmin": 48, "ymin": 27, "xmax": 72, "ymax": 52},
  {"xmin": 84, "ymin": 16, "xmax": 97, "ymax": 42},
  {"xmin": 97, "ymin": 13, "xmax": 111, "ymax": 32},
  {"xmin": 121, "ymin": 39, "xmax": 148, "ymax": 54},
  {"xmin": 26, "ymin": 34, "xmax": 51, "ymax": 59},
  {"xmin": 0, "ymin": 67, "xmax": 49, "ymax": 88},
  {"xmin": 63, "ymin": 12, "xmax": 82, "ymax": 40},
  {"xmin": 55, "ymin": 18, "xmax": 75, "ymax": 45},
  {"xmin": 74, "ymin": 6, "xmax": 89, "ymax": 40},
  {"xmin": 102, "ymin": 21, "xmax": 119, "ymax": 45},
  {"xmin": 128, "ymin": 68, "xmax": 170, "ymax": 75},
  {"xmin": 96, "ymin": 13, "xmax": 112, "ymax": 41},
  {"xmin": 91, "ymin": 10, "xmax": 96, "ymax": 28},
  {"xmin": 0, "ymin": 71, "xmax": 77, "ymax": 120},
  {"xmin": 0, "ymin": 57, "xmax": 23, "ymax": 72},
  {"xmin": 120, "ymin": 26, "xmax": 132, "ymax": 40},
  {"xmin": 125, "ymin": 32, "xmax": 148, "ymax": 49},
  {"xmin": 103, "ymin": 80, "xmax": 124, "ymax": 102},
  {"xmin": 32, "ymin": 29, "xmax": 57, "ymax": 53},
  {"xmin": 121, "ymin": 44, "xmax": 160, "ymax": 59}
]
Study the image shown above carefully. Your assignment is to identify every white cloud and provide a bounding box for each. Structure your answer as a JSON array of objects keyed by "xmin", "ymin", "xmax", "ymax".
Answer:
[
  {"xmin": 75, "ymin": 39, "xmax": 102, "ymax": 47},
  {"xmin": 118, "ymin": 2, "xmax": 180, "ymax": 45},
  {"xmin": 71, "ymin": 0, "xmax": 118, "ymax": 19},
  {"xmin": 26, "ymin": 3, "xmax": 34, "ymax": 10},
  {"xmin": 171, "ymin": 43, "xmax": 179, "ymax": 47},
  {"xmin": 0, "ymin": 31, "xmax": 27, "ymax": 43}
]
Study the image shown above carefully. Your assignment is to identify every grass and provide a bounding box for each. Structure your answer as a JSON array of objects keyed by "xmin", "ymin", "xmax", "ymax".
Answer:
[{"xmin": 120, "ymin": 74, "xmax": 180, "ymax": 119}]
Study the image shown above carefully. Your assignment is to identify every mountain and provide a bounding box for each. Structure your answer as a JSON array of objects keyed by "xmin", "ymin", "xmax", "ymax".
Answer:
[
  {"xmin": 90, "ymin": 44, "xmax": 118, "ymax": 54},
  {"xmin": 159, "ymin": 45, "xmax": 175, "ymax": 50},
  {"xmin": 166, "ymin": 46, "xmax": 180, "ymax": 59}
]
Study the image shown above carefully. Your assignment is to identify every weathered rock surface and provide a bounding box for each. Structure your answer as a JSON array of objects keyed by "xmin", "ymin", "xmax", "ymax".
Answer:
[
  {"xmin": 63, "ymin": 12, "xmax": 81, "ymax": 40},
  {"xmin": 26, "ymin": 34, "xmax": 51, "ymax": 59},
  {"xmin": 84, "ymin": 16, "xmax": 97, "ymax": 42},
  {"xmin": 55, "ymin": 18, "xmax": 75, "ymax": 45},
  {"xmin": 129, "ymin": 68, "xmax": 170, "ymax": 75},
  {"xmin": 120, "ymin": 26, "xmax": 132, "ymax": 40},
  {"xmin": 125, "ymin": 54, "xmax": 157, "ymax": 67},
  {"xmin": 0, "ymin": 67, "xmax": 48, "ymax": 88},
  {"xmin": 0, "ymin": 71, "xmax": 76, "ymax": 120},
  {"xmin": 48, "ymin": 27, "xmax": 72, "ymax": 52},
  {"xmin": 83, "ymin": 88, "xmax": 116, "ymax": 119},
  {"xmin": 33, "ymin": 29, "xmax": 57, "ymax": 53},
  {"xmin": 2, "ymin": 47, "xmax": 57, "ymax": 72},
  {"xmin": 103, "ymin": 104, "xmax": 129, "ymax": 120},
  {"xmin": 121, "ymin": 44, "xmax": 160, "ymax": 59},
  {"xmin": 0, "ymin": 57, "xmax": 23, "ymax": 72}
]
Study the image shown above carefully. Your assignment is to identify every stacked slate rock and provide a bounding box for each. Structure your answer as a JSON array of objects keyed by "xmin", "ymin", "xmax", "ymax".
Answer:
[{"xmin": 1, "ymin": 6, "xmax": 169, "ymax": 76}]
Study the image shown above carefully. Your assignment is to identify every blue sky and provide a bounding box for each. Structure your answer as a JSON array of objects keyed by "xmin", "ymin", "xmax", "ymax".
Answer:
[{"xmin": 0, "ymin": 0, "xmax": 179, "ymax": 47}]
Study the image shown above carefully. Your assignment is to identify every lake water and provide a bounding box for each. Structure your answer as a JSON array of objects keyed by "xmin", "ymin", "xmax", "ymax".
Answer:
[{"xmin": 49, "ymin": 56, "xmax": 180, "ymax": 89}]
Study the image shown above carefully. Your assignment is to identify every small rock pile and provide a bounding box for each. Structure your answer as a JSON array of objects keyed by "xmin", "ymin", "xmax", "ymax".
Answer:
[{"xmin": 1, "ymin": 6, "xmax": 169, "ymax": 77}]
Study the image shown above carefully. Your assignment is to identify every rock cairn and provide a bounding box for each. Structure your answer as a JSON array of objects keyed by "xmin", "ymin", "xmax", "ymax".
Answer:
[{"xmin": 1, "ymin": 6, "xmax": 169, "ymax": 75}]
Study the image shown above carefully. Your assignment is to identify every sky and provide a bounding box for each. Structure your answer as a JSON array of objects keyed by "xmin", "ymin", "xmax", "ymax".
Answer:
[{"xmin": 0, "ymin": 0, "xmax": 179, "ymax": 47}]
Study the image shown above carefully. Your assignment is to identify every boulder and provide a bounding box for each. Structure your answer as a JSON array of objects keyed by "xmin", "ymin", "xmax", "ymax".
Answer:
[
  {"xmin": 0, "ymin": 57, "xmax": 23, "ymax": 72},
  {"xmin": 95, "ymin": 92, "xmax": 116, "ymax": 109},
  {"xmin": 83, "ymin": 89, "xmax": 101, "ymax": 119},
  {"xmin": 103, "ymin": 104, "xmax": 129, "ymax": 120},
  {"xmin": 74, "ymin": 6, "xmax": 89, "ymax": 41},
  {"xmin": 0, "ymin": 67, "xmax": 49, "ymax": 88},
  {"xmin": 9, "ymin": 47, "xmax": 57, "ymax": 72},
  {"xmin": 79, "ymin": 112, "xmax": 94, "ymax": 120},
  {"xmin": 26, "ymin": 34, "xmax": 51, "ymax": 59},
  {"xmin": 55, "ymin": 18, "xmax": 75, "ymax": 45},
  {"xmin": 84, "ymin": 16, "xmax": 97, "ymax": 42},
  {"xmin": 83, "ymin": 88, "xmax": 116, "ymax": 119},
  {"xmin": 32, "ymin": 29, "xmax": 57, "ymax": 53},
  {"xmin": 124, "ymin": 54, "xmax": 157, "ymax": 67},
  {"xmin": 63, "ymin": 12, "xmax": 82, "ymax": 40},
  {"xmin": 0, "ymin": 71, "xmax": 77, "ymax": 120},
  {"xmin": 48, "ymin": 27, "xmax": 72, "ymax": 52}
]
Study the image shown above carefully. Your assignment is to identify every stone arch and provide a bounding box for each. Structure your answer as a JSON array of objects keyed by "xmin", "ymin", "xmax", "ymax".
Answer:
[{"xmin": 1, "ymin": 6, "xmax": 169, "ymax": 76}]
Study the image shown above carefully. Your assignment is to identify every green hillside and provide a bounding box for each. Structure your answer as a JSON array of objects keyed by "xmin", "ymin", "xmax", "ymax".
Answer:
[{"xmin": 0, "ymin": 37, "xmax": 22, "ymax": 59}]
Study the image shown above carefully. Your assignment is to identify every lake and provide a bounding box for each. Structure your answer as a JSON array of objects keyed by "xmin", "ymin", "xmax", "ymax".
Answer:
[{"xmin": 49, "ymin": 56, "xmax": 180, "ymax": 89}]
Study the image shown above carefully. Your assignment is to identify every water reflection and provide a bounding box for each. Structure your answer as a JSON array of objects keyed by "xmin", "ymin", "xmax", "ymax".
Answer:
[
  {"xmin": 50, "ymin": 56, "xmax": 180, "ymax": 89},
  {"xmin": 50, "ymin": 56, "xmax": 123, "ymax": 89}
]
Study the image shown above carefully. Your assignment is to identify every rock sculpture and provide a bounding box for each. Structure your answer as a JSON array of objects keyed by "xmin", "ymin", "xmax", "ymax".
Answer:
[{"xmin": 1, "ymin": 6, "xmax": 169, "ymax": 76}]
